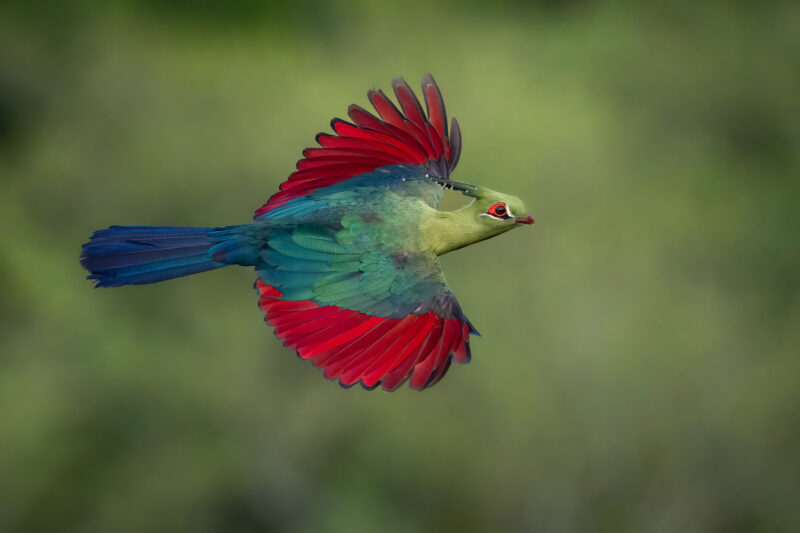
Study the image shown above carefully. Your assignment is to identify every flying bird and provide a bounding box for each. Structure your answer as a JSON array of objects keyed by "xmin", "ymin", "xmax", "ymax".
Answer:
[{"xmin": 80, "ymin": 74, "xmax": 534, "ymax": 391}]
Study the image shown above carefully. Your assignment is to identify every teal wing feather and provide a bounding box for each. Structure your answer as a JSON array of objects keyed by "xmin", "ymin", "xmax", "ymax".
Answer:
[
  {"xmin": 257, "ymin": 219, "xmax": 448, "ymax": 319},
  {"xmin": 258, "ymin": 164, "xmax": 445, "ymax": 224}
]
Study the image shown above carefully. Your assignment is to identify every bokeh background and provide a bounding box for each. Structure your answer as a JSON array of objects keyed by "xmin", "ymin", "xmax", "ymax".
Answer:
[{"xmin": 2, "ymin": 1, "xmax": 799, "ymax": 532}]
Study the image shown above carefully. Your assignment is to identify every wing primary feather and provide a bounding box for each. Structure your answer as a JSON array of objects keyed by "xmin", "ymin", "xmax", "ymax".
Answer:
[
  {"xmin": 286, "ymin": 309, "xmax": 359, "ymax": 350},
  {"xmin": 451, "ymin": 324, "xmax": 471, "ymax": 363},
  {"xmin": 392, "ymin": 77, "xmax": 440, "ymax": 160},
  {"xmin": 448, "ymin": 117, "xmax": 462, "ymax": 170},
  {"xmin": 338, "ymin": 315, "xmax": 417, "ymax": 385},
  {"xmin": 368, "ymin": 89, "xmax": 405, "ymax": 128},
  {"xmin": 346, "ymin": 104, "xmax": 393, "ymax": 134},
  {"xmin": 349, "ymin": 105, "xmax": 431, "ymax": 159},
  {"xmin": 299, "ymin": 315, "xmax": 384, "ymax": 358},
  {"xmin": 392, "ymin": 77, "xmax": 427, "ymax": 130},
  {"xmin": 267, "ymin": 305, "xmax": 341, "ymax": 328},
  {"xmin": 360, "ymin": 314, "xmax": 430, "ymax": 388},
  {"xmin": 274, "ymin": 307, "xmax": 345, "ymax": 338},
  {"xmin": 332, "ymin": 120, "xmax": 424, "ymax": 161},
  {"xmin": 324, "ymin": 319, "xmax": 398, "ymax": 374},
  {"xmin": 297, "ymin": 155, "xmax": 396, "ymax": 170},
  {"xmin": 422, "ymin": 319, "xmax": 460, "ymax": 389},
  {"xmin": 323, "ymin": 319, "xmax": 400, "ymax": 381},
  {"xmin": 316, "ymin": 133, "xmax": 419, "ymax": 162},
  {"xmin": 427, "ymin": 355, "xmax": 453, "ymax": 388},
  {"xmin": 410, "ymin": 322, "xmax": 451, "ymax": 390},
  {"xmin": 382, "ymin": 318, "xmax": 443, "ymax": 391},
  {"xmin": 290, "ymin": 310, "xmax": 361, "ymax": 351},
  {"xmin": 421, "ymin": 73, "xmax": 448, "ymax": 140},
  {"xmin": 311, "ymin": 333, "xmax": 362, "ymax": 368},
  {"xmin": 301, "ymin": 147, "xmax": 398, "ymax": 160}
]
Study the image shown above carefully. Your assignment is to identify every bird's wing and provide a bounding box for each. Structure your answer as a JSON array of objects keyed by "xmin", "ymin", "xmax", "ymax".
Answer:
[
  {"xmin": 255, "ymin": 222, "xmax": 478, "ymax": 391},
  {"xmin": 254, "ymin": 74, "xmax": 462, "ymax": 218}
]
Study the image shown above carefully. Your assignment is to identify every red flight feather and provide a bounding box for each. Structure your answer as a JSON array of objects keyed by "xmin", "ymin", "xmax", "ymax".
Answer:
[
  {"xmin": 255, "ymin": 75, "xmax": 461, "ymax": 217},
  {"xmin": 257, "ymin": 281, "xmax": 470, "ymax": 391}
]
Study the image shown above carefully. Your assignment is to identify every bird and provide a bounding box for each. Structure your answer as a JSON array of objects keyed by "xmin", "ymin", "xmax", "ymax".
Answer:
[{"xmin": 80, "ymin": 74, "xmax": 534, "ymax": 391}]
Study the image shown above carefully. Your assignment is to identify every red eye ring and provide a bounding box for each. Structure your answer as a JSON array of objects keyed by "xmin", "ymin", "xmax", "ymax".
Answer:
[{"xmin": 488, "ymin": 202, "xmax": 508, "ymax": 218}]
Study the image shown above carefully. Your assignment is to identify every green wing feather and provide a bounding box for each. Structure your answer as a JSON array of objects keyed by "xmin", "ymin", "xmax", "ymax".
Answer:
[{"xmin": 257, "ymin": 219, "xmax": 447, "ymax": 318}]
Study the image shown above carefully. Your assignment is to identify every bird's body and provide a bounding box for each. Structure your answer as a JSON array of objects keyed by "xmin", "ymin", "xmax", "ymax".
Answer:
[{"xmin": 81, "ymin": 75, "xmax": 533, "ymax": 391}]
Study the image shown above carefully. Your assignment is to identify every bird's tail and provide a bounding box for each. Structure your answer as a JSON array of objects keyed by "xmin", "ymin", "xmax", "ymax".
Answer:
[{"xmin": 80, "ymin": 225, "xmax": 260, "ymax": 288}]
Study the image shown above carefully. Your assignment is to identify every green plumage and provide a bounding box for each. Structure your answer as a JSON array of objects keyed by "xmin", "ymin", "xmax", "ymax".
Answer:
[{"xmin": 251, "ymin": 166, "xmax": 531, "ymax": 320}]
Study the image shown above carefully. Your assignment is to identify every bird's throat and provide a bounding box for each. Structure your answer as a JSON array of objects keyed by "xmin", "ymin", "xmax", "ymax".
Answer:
[{"xmin": 421, "ymin": 208, "xmax": 496, "ymax": 256}]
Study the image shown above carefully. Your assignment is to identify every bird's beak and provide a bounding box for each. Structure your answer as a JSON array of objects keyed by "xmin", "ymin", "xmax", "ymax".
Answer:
[{"xmin": 516, "ymin": 214, "xmax": 535, "ymax": 225}]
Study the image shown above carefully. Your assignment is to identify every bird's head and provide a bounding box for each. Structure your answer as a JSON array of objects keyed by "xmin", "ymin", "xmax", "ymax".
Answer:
[
  {"xmin": 426, "ymin": 179, "xmax": 534, "ymax": 255},
  {"xmin": 470, "ymin": 187, "xmax": 534, "ymax": 232},
  {"xmin": 452, "ymin": 180, "xmax": 533, "ymax": 235}
]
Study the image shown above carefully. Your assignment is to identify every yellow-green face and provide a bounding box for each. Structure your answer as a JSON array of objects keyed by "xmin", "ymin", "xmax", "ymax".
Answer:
[{"xmin": 470, "ymin": 188, "xmax": 534, "ymax": 236}]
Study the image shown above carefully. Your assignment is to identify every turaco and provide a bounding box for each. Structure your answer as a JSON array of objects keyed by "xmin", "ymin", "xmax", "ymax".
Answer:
[{"xmin": 81, "ymin": 74, "xmax": 534, "ymax": 391}]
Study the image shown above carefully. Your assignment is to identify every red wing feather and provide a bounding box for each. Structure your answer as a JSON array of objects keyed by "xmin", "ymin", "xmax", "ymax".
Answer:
[
  {"xmin": 381, "ymin": 321, "xmax": 443, "ymax": 391},
  {"xmin": 392, "ymin": 77, "xmax": 427, "ymax": 131},
  {"xmin": 417, "ymin": 318, "xmax": 460, "ymax": 389},
  {"xmin": 255, "ymin": 75, "xmax": 460, "ymax": 218},
  {"xmin": 257, "ymin": 281, "xmax": 471, "ymax": 391},
  {"xmin": 362, "ymin": 312, "xmax": 434, "ymax": 389},
  {"xmin": 422, "ymin": 73, "xmax": 447, "ymax": 140},
  {"xmin": 337, "ymin": 315, "xmax": 418, "ymax": 385},
  {"xmin": 297, "ymin": 155, "xmax": 396, "ymax": 170},
  {"xmin": 368, "ymin": 89, "xmax": 405, "ymax": 128},
  {"xmin": 321, "ymin": 320, "xmax": 399, "ymax": 379}
]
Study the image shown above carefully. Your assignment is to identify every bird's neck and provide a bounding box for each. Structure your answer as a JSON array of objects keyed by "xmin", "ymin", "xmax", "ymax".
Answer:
[{"xmin": 420, "ymin": 206, "xmax": 492, "ymax": 256}]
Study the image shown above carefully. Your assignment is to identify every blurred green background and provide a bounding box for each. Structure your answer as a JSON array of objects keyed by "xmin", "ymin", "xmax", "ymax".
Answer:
[{"xmin": 2, "ymin": 1, "xmax": 799, "ymax": 531}]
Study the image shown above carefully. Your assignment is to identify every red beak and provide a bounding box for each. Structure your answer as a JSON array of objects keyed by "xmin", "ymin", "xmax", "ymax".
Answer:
[{"xmin": 516, "ymin": 214, "xmax": 535, "ymax": 225}]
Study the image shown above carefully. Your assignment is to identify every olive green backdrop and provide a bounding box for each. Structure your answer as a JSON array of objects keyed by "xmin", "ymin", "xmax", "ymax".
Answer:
[{"xmin": 1, "ymin": 1, "xmax": 799, "ymax": 532}]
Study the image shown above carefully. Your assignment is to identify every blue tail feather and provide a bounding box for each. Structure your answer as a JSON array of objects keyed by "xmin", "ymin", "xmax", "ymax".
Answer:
[{"xmin": 81, "ymin": 225, "xmax": 257, "ymax": 288}]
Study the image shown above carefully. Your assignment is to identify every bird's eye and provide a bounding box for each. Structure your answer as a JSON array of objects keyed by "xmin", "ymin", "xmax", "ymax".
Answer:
[{"xmin": 488, "ymin": 203, "xmax": 508, "ymax": 218}]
